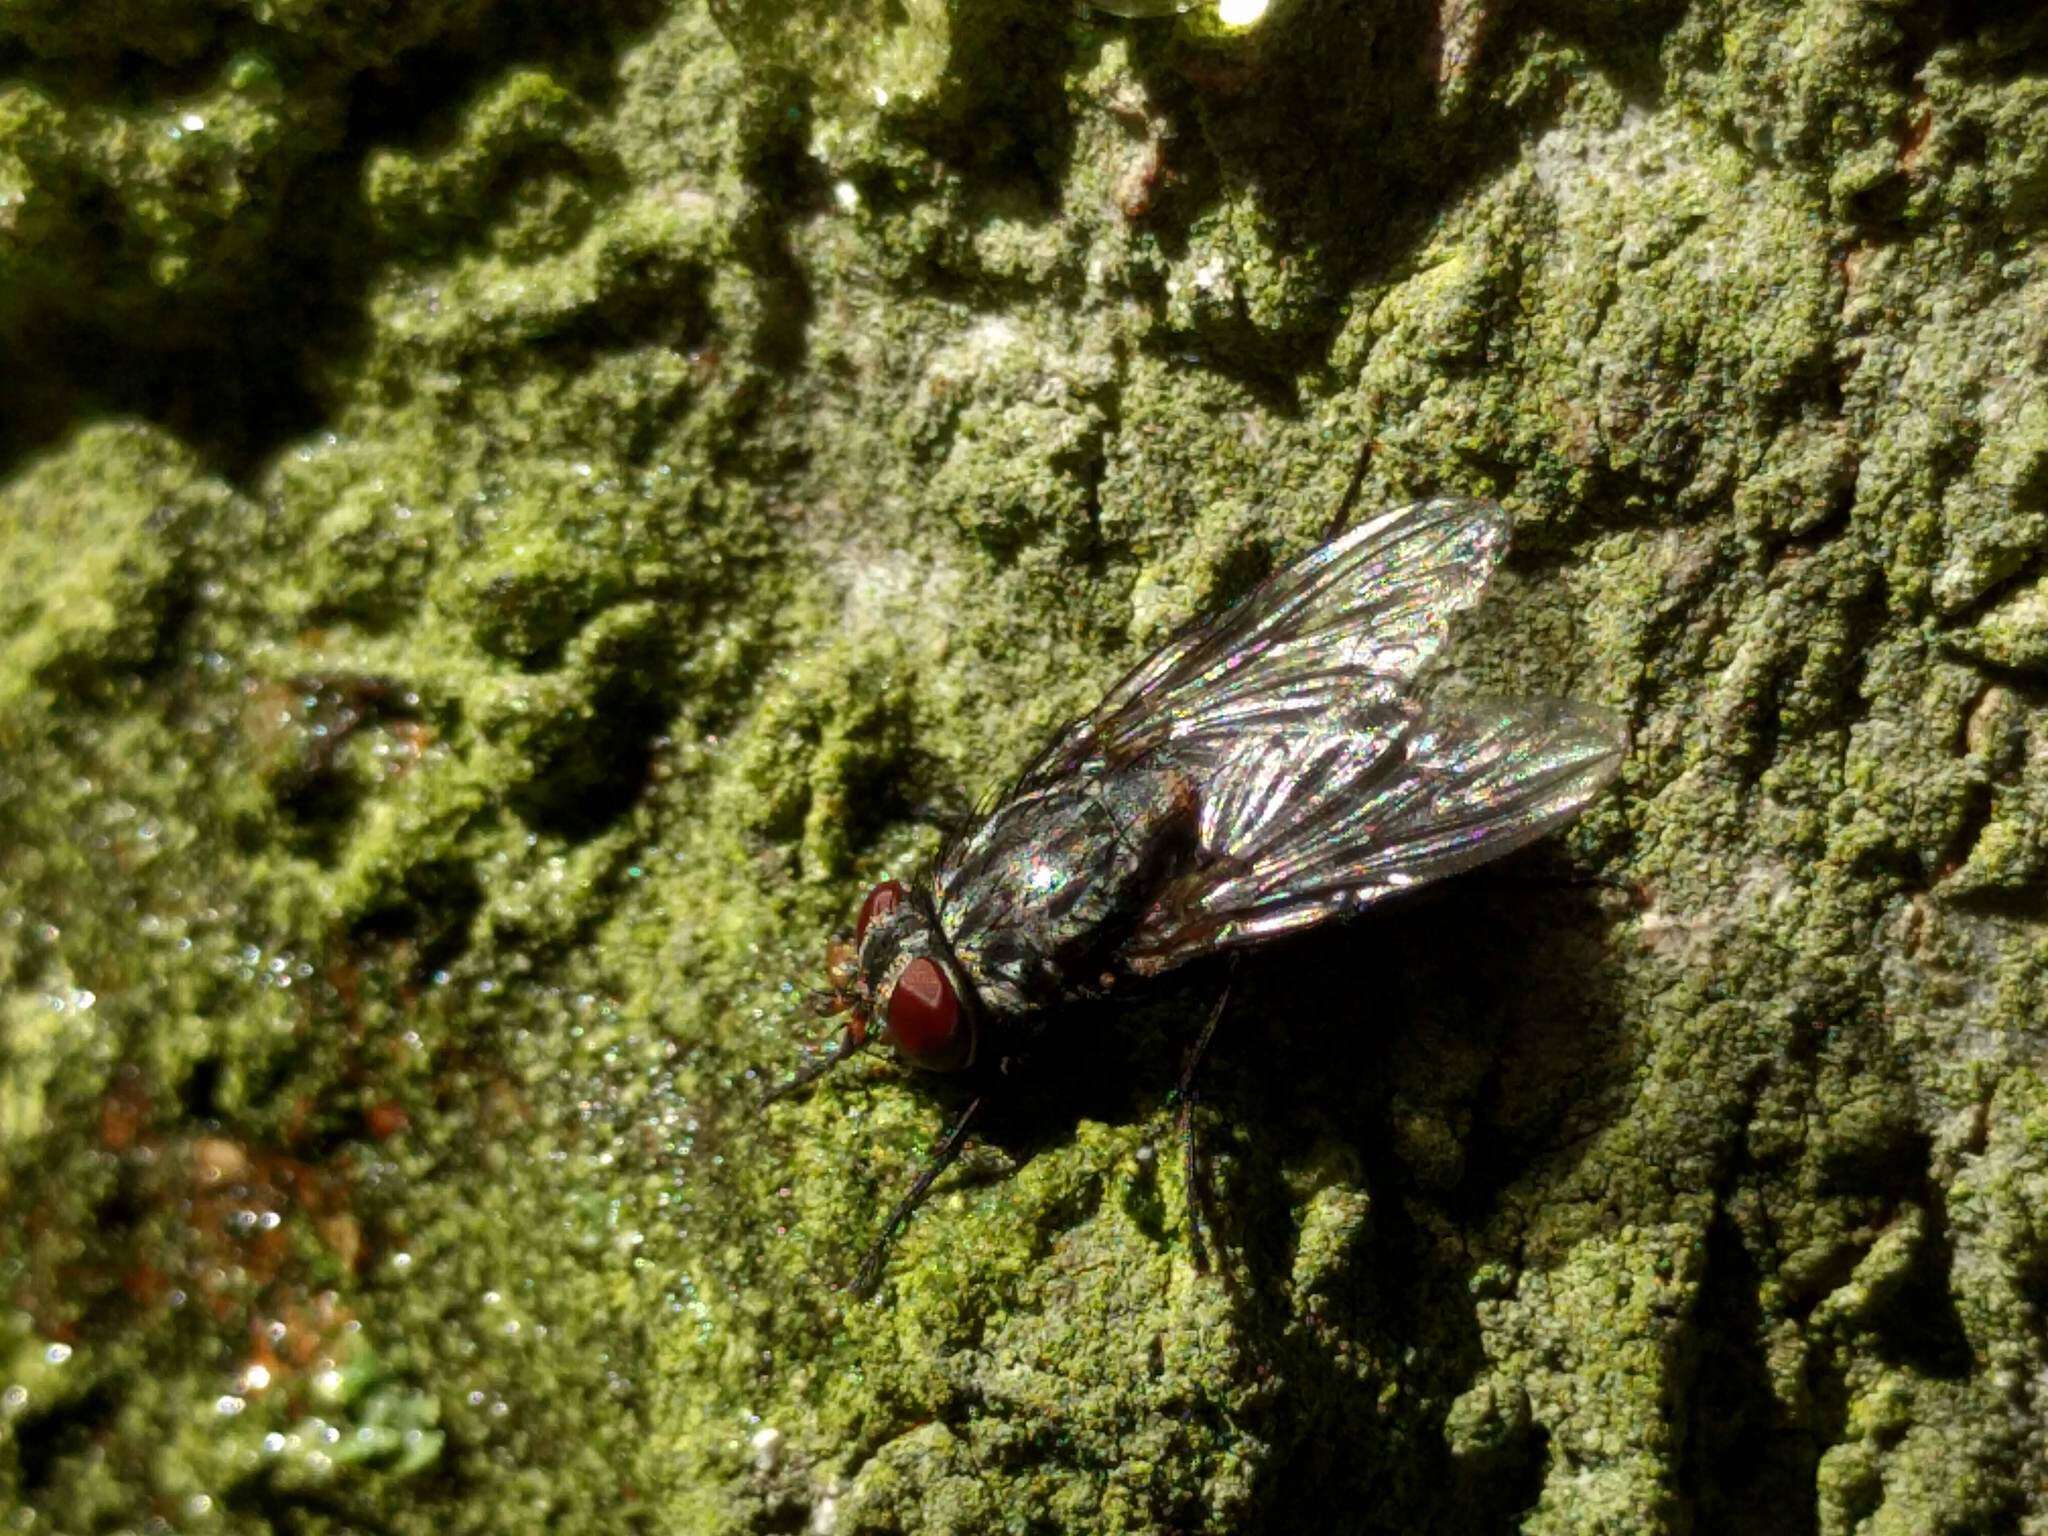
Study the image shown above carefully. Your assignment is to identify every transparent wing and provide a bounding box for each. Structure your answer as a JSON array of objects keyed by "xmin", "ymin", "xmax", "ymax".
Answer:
[
  {"xmin": 1123, "ymin": 698, "xmax": 1627, "ymax": 972},
  {"xmin": 1010, "ymin": 498, "xmax": 1510, "ymax": 795}
]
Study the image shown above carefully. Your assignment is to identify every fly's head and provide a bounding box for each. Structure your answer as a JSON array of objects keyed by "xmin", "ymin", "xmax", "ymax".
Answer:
[{"xmin": 818, "ymin": 880, "xmax": 979, "ymax": 1074}]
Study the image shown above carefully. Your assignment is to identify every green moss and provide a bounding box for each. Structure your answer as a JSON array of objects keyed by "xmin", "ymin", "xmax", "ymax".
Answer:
[{"xmin": 6, "ymin": 0, "xmax": 2048, "ymax": 1531}]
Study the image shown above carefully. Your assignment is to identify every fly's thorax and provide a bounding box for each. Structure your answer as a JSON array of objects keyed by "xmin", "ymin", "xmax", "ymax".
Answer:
[
  {"xmin": 934, "ymin": 764, "xmax": 1202, "ymax": 1017},
  {"xmin": 854, "ymin": 881, "xmax": 980, "ymax": 1073}
]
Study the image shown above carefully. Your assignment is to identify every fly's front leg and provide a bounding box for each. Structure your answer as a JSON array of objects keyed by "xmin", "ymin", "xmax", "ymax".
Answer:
[
  {"xmin": 1320, "ymin": 437, "xmax": 1375, "ymax": 541},
  {"xmin": 758, "ymin": 1026, "xmax": 873, "ymax": 1107},
  {"xmin": 851, "ymin": 1095, "xmax": 984, "ymax": 1297}
]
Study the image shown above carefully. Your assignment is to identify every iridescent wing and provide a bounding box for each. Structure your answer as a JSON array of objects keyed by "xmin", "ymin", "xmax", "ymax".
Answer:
[
  {"xmin": 1123, "ymin": 697, "xmax": 1626, "ymax": 972},
  {"xmin": 934, "ymin": 496, "xmax": 1622, "ymax": 984},
  {"xmin": 1010, "ymin": 498, "xmax": 1511, "ymax": 795}
]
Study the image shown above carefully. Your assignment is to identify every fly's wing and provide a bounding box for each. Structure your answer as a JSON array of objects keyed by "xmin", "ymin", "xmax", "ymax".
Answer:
[
  {"xmin": 1009, "ymin": 498, "xmax": 1510, "ymax": 795},
  {"xmin": 1123, "ymin": 698, "xmax": 1626, "ymax": 971}
]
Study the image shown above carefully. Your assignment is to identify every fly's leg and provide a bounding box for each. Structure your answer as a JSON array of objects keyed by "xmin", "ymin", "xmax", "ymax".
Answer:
[
  {"xmin": 1175, "ymin": 962, "xmax": 1237, "ymax": 1273},
  {"xmin": 907, "ymin": 777, "xmax": 983, "ymax": 837},
  {"xmin": 1469, "ymin": 864, "xmax": 1640, "ymax": 900},
  {"xmin": 759, "ymin": 1028, "xmax": 870, "ymax": 1108},
  {"xmin": 1320, "ymin": 437, "xmax": 1375, "ymax": 542},
  {"xmin": 760, "ymin": 945, "xmax": 876, "ymax": 1107},
  {"xmin": 910, "ymin": 803, "xmax": 977, "ymax": 838},
  {"xmin": 851, "ymin": 1095, "xmax": 984, "ymax": 1298}
]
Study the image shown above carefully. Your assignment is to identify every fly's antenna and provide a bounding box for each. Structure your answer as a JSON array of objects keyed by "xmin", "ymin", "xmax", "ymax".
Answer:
[
  {"xmin": 759, "ymin": 1030, "xmax": 870, "ymax": 1109},
  {"xmin": 850, "ymin": 1094, "xmax": 983, "ymax": 1298}
]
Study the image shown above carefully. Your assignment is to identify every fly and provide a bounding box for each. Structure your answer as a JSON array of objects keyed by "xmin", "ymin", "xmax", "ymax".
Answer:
[{"xmin": 765, "ymin": 497, "xmax": 1626, "ymax": 1294}]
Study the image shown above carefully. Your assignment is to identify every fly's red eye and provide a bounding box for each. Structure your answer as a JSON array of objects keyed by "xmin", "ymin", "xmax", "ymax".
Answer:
[
  {"xmin": 855, "ymin": 880, "xmax": 907, "ymax": 946},
  {"xmin": 885, "ymin": 957, "xmax": 966, "ymax": 1070}
]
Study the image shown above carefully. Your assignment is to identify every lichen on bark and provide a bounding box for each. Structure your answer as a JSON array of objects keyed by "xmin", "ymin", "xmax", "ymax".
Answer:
[{"xmin": 3, "ymin": 1, "xmax": 2047, "ymax": 1532}]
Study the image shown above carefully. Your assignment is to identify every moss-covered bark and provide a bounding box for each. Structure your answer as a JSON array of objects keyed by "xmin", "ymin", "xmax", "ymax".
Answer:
[{"xmin": 3, "ymin": 1, "xmax": 2047, "ymax": 1531}]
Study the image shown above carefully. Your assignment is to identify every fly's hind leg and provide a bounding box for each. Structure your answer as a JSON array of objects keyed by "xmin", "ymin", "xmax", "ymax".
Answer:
[{"xmin": 1174, "ymin": 960, "xmax": 1237, "ymax": 1274}]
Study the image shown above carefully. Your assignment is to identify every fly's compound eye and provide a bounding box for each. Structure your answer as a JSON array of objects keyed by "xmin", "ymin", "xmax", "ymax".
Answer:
[
  {"xmin": 855, "ymin": 879, "xmax": 908, "ymax": 946},
  {"xmin": 884, "ymin": 957, "xmax": 970, "ymax": 1071}
]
